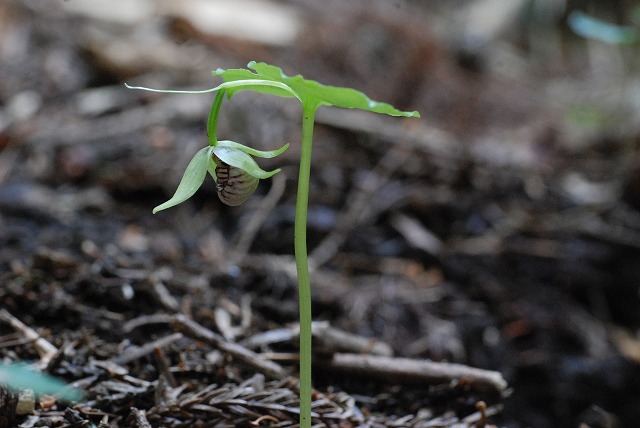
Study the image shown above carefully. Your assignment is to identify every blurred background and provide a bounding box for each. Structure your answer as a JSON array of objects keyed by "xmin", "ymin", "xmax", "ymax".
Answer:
[{"xmin": 2, "ymin": 0, "xmax": 640, "ymax": 427}]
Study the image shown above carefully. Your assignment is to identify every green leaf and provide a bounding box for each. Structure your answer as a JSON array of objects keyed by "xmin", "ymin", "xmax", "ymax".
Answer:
[
  {"xmin": 216, "ymin": 140, "xmax": 289, "ymax": 158},
  {"xmin": 0, "ymin": 363, "xmax": 83, "ymax": 402},
  {"xmin": 213, "ymin": 62, "xmax": 420, "ymax": 117},
  {"xmin": 153, "ymin": 147, "xmax": 211, "ymax": 214},
  {"xmin": 212, "ymin": 146, "xmax": 280, "ymax": 179}
]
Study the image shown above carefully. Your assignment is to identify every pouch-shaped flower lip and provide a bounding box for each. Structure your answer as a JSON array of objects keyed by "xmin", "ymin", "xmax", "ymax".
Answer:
[{"xmin": 214, "ymin": 160, "xmax": 259, "ymax": 206}]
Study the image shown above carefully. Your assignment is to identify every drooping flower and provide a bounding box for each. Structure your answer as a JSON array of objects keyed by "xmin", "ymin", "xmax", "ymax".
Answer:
[{"xmin": 153, "ymin": 140, "xmax": 288, "ymax": 213}]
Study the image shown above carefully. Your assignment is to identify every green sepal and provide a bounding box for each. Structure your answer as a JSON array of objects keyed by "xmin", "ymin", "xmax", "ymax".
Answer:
[
  {"xmin": 212, "ymin": 146, "xmax": 280, "ymax": 179},
  {"xmin": 153, "ymin": 147, "xmax": 211, "ymax": 214},
  {"xmin": 216, "ymin": 140, "xmax": 289, "ymax": 158}
]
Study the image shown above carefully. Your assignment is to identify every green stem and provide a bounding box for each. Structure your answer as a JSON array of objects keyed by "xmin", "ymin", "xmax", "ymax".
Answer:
[
  {"xmin": 295, "ymin": 105, "xmax": 316, "ymax": 428},
  {"xmin": 207, "ymin": 89, "xmax": 226, "ymax": 146}
]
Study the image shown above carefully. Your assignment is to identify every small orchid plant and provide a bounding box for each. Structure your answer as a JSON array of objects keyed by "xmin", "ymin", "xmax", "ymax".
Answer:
[{"xmin": 127, "ymin": 61, "xmax": 419, "ymax": 427}]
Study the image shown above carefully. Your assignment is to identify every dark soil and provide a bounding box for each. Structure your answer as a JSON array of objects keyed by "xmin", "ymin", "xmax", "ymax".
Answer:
[{"xmin": 2, "ymin": 1, "xmax": 640, "ymax": 427}]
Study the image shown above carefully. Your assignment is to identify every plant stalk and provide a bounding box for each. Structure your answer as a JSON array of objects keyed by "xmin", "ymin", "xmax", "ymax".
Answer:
[
  {"xmin": 207, "ymin": 89, "xmax": 226, "ymax": 146},
  {"xmin": 295, "ymin": 105, "xmax": 316, "ymax": 428}
]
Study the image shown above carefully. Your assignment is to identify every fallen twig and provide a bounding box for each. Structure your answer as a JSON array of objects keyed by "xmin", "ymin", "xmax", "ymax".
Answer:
[
  {"xmin": 153, "ymin": 346, "xmax": 178, "ymax": 388},
  {"xmin": 129, "ymin": 407, "xmax": 152, "ymax": 428},
  {"xmin": 121, "ymin": 313, "xmax": 174, "ymax": 334},
  {"xmin": 0, "ymin": 309, "xmax": 58, "ymax": 369},
  {"xmin": 320, "ymin": 353, "xmax": 508, "ymax": 395},
  {"xmin": 241, "ymin": 321, "xmax": 393, "ymax": 357},
  {"xmin": 110, "ymin": 332, "xmax": 184, "ymax": 366},
  {"xmin": 171, "ymin": 314, "xmax": 287, "ymax": 380}
]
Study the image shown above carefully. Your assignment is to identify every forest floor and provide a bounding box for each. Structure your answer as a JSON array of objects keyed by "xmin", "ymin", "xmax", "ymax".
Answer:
[{"xmin": 1, "ymin": 1, "xmax": 640, "ymax": 427}]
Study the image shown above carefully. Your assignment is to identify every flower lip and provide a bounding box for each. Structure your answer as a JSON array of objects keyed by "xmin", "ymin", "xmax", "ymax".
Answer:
[{"xmin": 215, "ymin": 160, "xmax": 259, "ymax": 206}]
